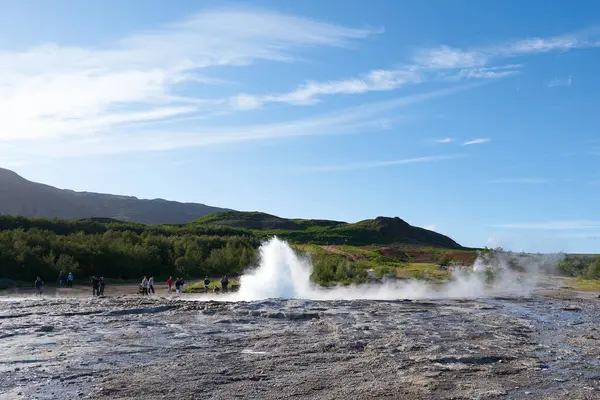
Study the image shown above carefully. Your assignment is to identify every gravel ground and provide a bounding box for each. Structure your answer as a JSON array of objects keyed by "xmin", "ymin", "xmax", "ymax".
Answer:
[{"xmin": 1, "ymin": 290, "xmax": 600, "ymax": 399}]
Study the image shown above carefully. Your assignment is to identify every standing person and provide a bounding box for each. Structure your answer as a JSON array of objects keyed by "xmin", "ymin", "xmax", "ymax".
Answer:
[
  {"xmin": 91, "ymin": 276, "xmax": 100, "ymax": 296},
  {"xmin": 203, "ymin": 276, "xmax": 210, "ymax": 294},
  {"xmin": 166, "ymin": 276, "xmax": 173, "ymax": 294},
  {"xmin": 220, "ymin": 275, "xmax": 229, "ymax": 293},
  {"xmin": 180, "ymin": 277, "xmax": 185, "ymax": 295},
  {"xmin": 141, "ymin": 277, "xmax": 148, "ymax": 295},
  {"xmin": 58, "ymin": 271, "xmax": 66, "ymax": 288},
  {"xmin": 99, "ymin": 277, "xmax": 105, "ymax": 296},
  {"xmin": 34, "ymin": 277, "xmax": 44, "ymax": 296},
  {"xmin": 148, "ymin": 276, "xmax": 155, "ymax": 295},
  {"xmin": 67, "ymin": 272, "xmax": 74, "ymax": 288}
]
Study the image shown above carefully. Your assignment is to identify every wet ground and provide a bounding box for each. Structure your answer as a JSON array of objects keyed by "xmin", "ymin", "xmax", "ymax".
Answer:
[{"xmin": 1, "ymin": 288, "xmax": 600, "ymax": 399}]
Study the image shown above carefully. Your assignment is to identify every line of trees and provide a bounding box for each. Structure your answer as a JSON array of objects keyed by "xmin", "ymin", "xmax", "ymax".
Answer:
[
  {"xmin": 0, "ymin": 216, "xmax": 260, "ymax": 283},
  {"xmin": 558, "ymin": 255, "xmax": 600, "ymax": 279}
]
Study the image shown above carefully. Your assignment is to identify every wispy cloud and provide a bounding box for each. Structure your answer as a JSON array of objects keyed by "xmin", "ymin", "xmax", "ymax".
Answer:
[
  {"xmin": 548, "ymin": 75, "xmax": 572, "ymax": 87},
  {"xmin": 435, "ymin": 138, "xmax": 454, "ymax": 143},
  {"xmin": 0, "ymin": 85, "xmax": 474, "ymax": 161},
  {"xmin": 488, "ymin": 178, "xmax": 551, "ymax": 184},
  {"xmin": 234, "ymin": 63, "xmax": 517, "ymax": 109},
  {"xmin": 558, "ymin": 233, "xmax": 600, "ymax": 239},
  {"xmin": 242, "ymin": 28, "xmax": 600, "ymax": 107},
  {"xmin": 298, "ymin": 154, "xmax": 464, "ymax": 172},
  {"xmin": 491, "ymin": 220, "xmax": 600, "ymax": 230},
  {"xmin": 230, "ymin": 68, "xmax": 424, "ymax": 109},
  {"xmin": 463, "ymin": 138, "xmax": 490, "ymax": 146},
  {"xmin": 0, "ymin": 7, "xmax": 377, "ymax": 142}
]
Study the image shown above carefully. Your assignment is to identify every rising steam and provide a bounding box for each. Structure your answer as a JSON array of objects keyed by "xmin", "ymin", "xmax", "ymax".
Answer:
[{"xmin": 220, "ymin": 237, "xmax": 561, "ymax": 302}]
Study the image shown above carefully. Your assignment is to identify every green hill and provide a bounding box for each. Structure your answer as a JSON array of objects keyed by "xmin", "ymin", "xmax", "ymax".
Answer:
[
  {"xmin": 0, "ymin": 211, "xmax": 466, "ymax": 286},
  {"xmin": 193, "ymin": 211, "xmax": 463, "ymax": 249}
]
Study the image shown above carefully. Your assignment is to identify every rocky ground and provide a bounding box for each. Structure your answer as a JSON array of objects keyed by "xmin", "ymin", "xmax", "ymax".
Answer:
[{"xmin": 1, "ymin": 288, "xmax": 600, "ymax": 399}]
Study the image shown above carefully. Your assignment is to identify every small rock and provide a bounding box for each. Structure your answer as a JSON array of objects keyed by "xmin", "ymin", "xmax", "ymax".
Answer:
[
  {"xmin": 37, "ymin": 325, "xmax": 54, "ymax": 332},
  {"xmin": 560, "ymin": 306, "xmax": 581, "ymax": 312}
]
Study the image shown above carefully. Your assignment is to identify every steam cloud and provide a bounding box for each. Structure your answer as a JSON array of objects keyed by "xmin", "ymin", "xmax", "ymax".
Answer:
[{"xmin": 207, "ymin": 237, "xmax": 564, "ymax": 302}]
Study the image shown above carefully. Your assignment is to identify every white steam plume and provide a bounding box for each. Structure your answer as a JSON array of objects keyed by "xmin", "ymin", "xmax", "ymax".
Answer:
[{"xmin": 197, "ymin": 237, "xmax": 564, "ymax": 302}]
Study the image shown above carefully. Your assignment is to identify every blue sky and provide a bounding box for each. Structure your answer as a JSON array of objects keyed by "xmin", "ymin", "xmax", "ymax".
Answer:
[{"xmin": 1, "ymin": 0, "xmax": 600, "ymax": 253}]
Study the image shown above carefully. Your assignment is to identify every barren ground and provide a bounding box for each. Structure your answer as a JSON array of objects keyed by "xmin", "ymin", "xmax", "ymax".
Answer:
[{"xmin": 1, "ymin": 285, "xmax": 600, "ymax": 399}]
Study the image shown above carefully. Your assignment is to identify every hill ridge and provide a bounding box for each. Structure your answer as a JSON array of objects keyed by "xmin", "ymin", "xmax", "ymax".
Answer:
[
  {"xmin": 0, "ymin": 168, "xmax": 230, "ymax": 224},
  {"xmin": 194, "ymin": 211, "xmax": 463, "ymax": 249}
]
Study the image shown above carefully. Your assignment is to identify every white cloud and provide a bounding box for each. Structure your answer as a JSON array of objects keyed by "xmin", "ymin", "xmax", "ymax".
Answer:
[
  {"xmin": 233, "ymin": 67, "xmax": 423, "ymax": 107},
  {"xmin": 488, "ymin": 178, "xmax": 551, "ymax": 184},
  {"xmin": 444, "ymin": 65, "xmax": 522, "ymax": 81},
  {"xmin": 245, "ymin": 28, "xmax": 600, "ymax": 107},
  {"xmin": 422, "ymin": 224, "xmax": 437, "ymax": 231},
  {"xmin": 548, "ymin": 76, "xmax": 572, "ymax": 88},
  {"xmin": 0, "ymin": 7, "xmax": 377, "ymax": 142},
  {"xmin": 298, "ymin": 154, "xmax": 464, "ymax": 172},
  {"xmin": 414, "ymin": 46, "xmax": 489, "ymax": 69},
  {"xmin": 0, "ymin": 85, "xmax": 472, "ymax": 161},
  {"xmin": 435, "ymin": 138, "xmax": 454, "ymax": 143},
  {"xmin": 463, "ymin": 138, "xmax": 490, "ymax": 145},
  {"xmin": 491, "ymin": 220, "xmax": 600, "ymax": 230}
]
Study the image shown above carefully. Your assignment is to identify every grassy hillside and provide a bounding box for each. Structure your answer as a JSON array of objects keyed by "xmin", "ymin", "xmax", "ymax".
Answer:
[
  {"xmin": 0, "ymin": 212, "xmax": 475, "ymax": 286},
  {"xmin": 194, "ymin": 211, "xmax": 464, "ymax": 249}
]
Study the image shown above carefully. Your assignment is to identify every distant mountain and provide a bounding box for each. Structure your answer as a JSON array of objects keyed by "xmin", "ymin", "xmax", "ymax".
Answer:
[
  {"xmin": 194, "ymin": 211, "xmax": 464, "ymax": 249},
  {"xmin": 0, "ymin": 168, "xmax": 464, "ymax": 249},
  {"xmin": 0, "ymin": 168, "xmax": 230, "ymax": 225}
]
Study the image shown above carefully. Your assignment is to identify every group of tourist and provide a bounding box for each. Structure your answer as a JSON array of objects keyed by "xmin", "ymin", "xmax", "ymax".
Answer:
[
  {"xmin": 57, "ymin": 271, "xmax": 74, "ymax": 288},
  {"xmin": 33, "ymin": 271, "xmax": 75, "ymax": 295},
  {"xmin": 166, "ymin": 276, "xmax": 186, "ymax": 295},
  {"xmin": 139, "ymin": 276, "xmax": 155, "ymax": 295},
  {"xmin": 203, "ymin": 275, "xmax": 230, "ymax": 294},
  {"xmin": 33, "ymin": 273, "xmax": 231, "ymax": 297},
  {"xmin": 91, "ymin": 276, "xmax": 106, "ymax": 296}
]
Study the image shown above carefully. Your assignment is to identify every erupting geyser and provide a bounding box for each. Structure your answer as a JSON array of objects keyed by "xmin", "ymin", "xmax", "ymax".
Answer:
[{"xmin": 236, "ymin": 237, "xmax": 313, "ymax": 301}]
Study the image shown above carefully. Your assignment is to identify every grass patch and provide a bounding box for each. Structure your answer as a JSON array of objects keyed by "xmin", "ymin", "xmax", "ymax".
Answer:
[
  {"xmin": 568, "ymin": 278, "xmax": 600, "ymax": 292},
  {"xmin": 395, "ymin": 263, "xmax": 451, "ymax": 281}
]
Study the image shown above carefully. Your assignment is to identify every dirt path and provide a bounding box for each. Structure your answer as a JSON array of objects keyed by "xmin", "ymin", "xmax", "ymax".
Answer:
[{"xmin": 320, "ymin": 245, "xmax": 362, "ymax": 261}]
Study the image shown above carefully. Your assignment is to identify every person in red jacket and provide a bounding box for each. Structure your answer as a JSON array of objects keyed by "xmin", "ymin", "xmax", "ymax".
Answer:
[{"xmin": 167, "ymin": 276, "xmax": 173, "ymax": 294}]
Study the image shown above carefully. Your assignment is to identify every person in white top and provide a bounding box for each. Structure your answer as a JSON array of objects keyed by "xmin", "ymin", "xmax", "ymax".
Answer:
[
  {"xmin": 141, "ymin": 277, "xmax": 148, "ymax": 295},
  {"xmin": 148, "ymin": 276, "xmax": 155, "ymax": 294}
]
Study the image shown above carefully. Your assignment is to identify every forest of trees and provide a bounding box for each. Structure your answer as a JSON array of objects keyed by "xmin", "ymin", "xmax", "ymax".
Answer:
[
  {"xmin": 557, "ymin": 255, "xmax": 600, "ymax": 279},
  {"xmin": 0, "ymin": 215, "xmax": 259, "ymax": 284},
  {"xmin": 0, "ymin": 215, "xmax": 369, "ymax": 286}
]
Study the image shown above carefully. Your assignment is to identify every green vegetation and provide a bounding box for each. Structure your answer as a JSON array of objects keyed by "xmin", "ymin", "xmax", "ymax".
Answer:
[
  {"xmin": 395, "ymin": 263, "xmax": 451, "ymax": 281},
  {"xmin": 194, "ymin": 211, "xmax": 463, "ymax": 248},
  {"xmin": 568, "ymin": 278, "xmax": 600, "ymax": 292},
  {"xmin": 0, "ymin": 215, "xmax": 258, "ymax": 284},
  {"xmin": 557, "ymin": 255, "xmax": 600, "ymax": 279},
  {"xmin": 0, "ymin": 211, "xmax": 478, "ymax": 287}
]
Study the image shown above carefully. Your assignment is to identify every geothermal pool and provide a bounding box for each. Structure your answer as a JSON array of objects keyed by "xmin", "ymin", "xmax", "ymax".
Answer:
[{"xmin": 1, "ymin": 239, "xmax": 599, "ymax": 399}]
